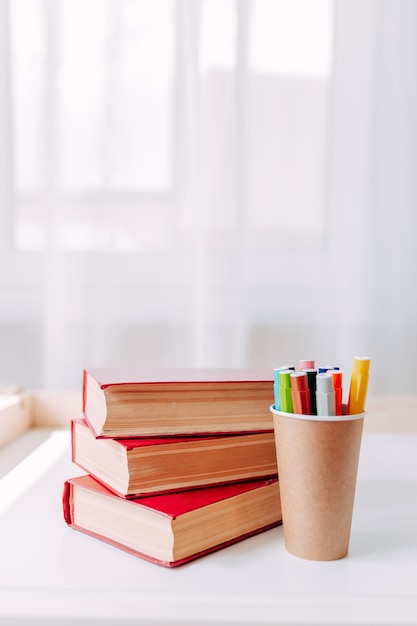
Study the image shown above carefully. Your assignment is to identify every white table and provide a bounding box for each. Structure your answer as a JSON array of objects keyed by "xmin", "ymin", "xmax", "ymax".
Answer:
[{"xmin": 0, "ymin": 427, "xmax": 416, "ymax": 625}]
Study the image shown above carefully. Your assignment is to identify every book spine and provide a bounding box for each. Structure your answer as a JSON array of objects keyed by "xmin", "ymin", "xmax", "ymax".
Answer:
[{"xmin": 62, "ymin": 480, "xmax": 73, "ymax": 525}]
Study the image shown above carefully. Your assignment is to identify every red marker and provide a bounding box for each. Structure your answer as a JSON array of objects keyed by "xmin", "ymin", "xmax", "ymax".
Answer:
[
  {"xmin": 328, "ymin": 369, "xmax": 343, "ymax": 415},
  {"xmin": 290, "ymin": 371, "xmax": 312, "ymax": 415}
]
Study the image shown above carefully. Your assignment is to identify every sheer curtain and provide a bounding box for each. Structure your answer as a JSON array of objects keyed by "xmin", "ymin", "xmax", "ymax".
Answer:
[{"xmin": 1, "ymin": 0, "xmax": 417, "ymax": 394}]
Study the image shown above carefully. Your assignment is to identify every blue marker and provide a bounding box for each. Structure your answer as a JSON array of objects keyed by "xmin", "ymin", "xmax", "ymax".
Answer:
[
  {"xmin": 273, "ymin": 365, "xmax": 295, "ymax": 410},
  {"xmin": 318, "ymin": 366, "xmax": 340, "ymax": 374}
]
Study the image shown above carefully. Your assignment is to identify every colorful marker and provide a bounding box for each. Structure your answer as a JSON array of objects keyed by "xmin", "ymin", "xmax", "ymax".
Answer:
[
  {"xmin": 302, "ymin": 368, "xmax": 317, "ymax": 415},
  {"xmin": 347, "ymin": 356, "xmax": 370, "ymax": 415},
  {"xmin": 279, "ymin": 369, "xmax": 294, "ymax": 413},
  {"xmin": 290, "ymin": 371, "xmax": 311, "ymax": 414},
  {"xmin": 299, "ymin": 359, "xmax": 315, "ymax": 371},
  {"xmin": 316, "ymin": 372, "xmax": 336, "ymax": 416},
  {"xmin": 273, "ymin": 365, "xmax": 295, "ymax": 410},
  {"xmin": 318, "ymin": 366, "xmax": 340, "ymax": 374},
  {"xmin": 328, "ymin": 369, "xmax": 343, "ymax": 415}
]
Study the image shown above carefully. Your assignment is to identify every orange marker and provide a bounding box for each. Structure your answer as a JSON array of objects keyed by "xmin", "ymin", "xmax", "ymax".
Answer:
[
  {"xmin": 290, "ymin": 371, "xmax": 311, "ymax": 415},
  {"xmin": 328, "ymin": 369, "xmax": 343, "ymax": 415}
]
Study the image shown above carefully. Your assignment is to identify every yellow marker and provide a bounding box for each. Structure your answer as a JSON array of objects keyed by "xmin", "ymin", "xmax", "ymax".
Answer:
[{"xmin": 347, "ymin": 356, "xmax": 370, "ymax": 415}]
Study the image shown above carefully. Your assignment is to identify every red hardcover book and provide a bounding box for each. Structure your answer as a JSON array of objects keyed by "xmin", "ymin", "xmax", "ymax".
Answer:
[
  {"xmin": 71, "ymin": 418, "xmax": 278, "ymax": 497},
  {"xmin": 63, "ymin": 474, "xmax": 281, "ymax": 567},
  {"xmin": 83, "ymin": 367, "xmax": 274, "ymax": 438}
]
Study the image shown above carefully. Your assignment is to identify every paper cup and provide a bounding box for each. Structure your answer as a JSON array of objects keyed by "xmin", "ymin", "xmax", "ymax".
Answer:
[{"xmin": 270, "ymin": 404, "xmax": 366, "ymax": 561}]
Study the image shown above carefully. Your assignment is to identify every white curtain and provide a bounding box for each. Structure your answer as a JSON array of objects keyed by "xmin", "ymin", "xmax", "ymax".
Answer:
[{"xmin": 1, "ymin": 0, "xmax": 417, "ymax": 394}]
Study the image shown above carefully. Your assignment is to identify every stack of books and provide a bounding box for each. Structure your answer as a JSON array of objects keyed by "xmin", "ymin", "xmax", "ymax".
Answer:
[{"xmin": 63, "ymin": 367, "xmax": 282, "ymax": 567}]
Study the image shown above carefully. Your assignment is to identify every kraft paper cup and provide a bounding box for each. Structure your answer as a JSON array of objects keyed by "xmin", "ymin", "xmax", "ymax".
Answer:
[{"xmin": 270, "ymin": 404, "xmax": 366, "ymax": 561}]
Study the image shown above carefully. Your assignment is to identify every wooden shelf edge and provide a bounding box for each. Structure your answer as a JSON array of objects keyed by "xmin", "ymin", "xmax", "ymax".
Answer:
[{"xmin": 1, "ymin": 392, "xmax": 416, "ymax": 452}]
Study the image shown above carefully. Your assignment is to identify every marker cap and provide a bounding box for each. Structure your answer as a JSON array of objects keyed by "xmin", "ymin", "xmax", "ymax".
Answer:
[
  {"xmin": 316, "ymin": 372, "xmax": 334, "ymax": 393},
  {"xmin": 300, "ymin": 359, "xmax": 315, "ymax": 370},
  {"xmin": 279, "ymin": 369, "xmax": 293, "ymax": 389},
  {"xmin": 328, "ymin": 369, "xmax": 342, "ymax": 388},
  {"xmin": 274, "ymin": 365, "xmax": 295, "ymax": 384},
  {"xmin": 290, "ymin": 371, "xmax": 309, "ymax": 391},
  {"xmin": 303, "ymin": 368, "xmax": 317, "ymax": 380},
  {"xmin": 353, "ymin": 356, "xmax": 370, "ymax": 375}
]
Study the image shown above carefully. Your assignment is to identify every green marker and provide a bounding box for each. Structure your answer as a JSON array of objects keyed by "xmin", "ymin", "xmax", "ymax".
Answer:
[
  {"xmin": 279, "ymin": 369, "xmax": 293, "ymax": 413},
  {"xmin": 273, "ymin": 365, "xmax": 295, "ymax": 410}
]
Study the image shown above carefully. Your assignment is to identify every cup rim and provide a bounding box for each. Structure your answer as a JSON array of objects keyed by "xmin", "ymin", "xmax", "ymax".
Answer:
[{"xmin": 270, "ymin": 404, "xmax": 366, "ymax": 422}]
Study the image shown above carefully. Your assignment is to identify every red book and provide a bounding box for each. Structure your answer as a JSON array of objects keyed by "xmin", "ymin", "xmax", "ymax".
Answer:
[
  {"xmin": 63, "ymin": 474, "xmax": 281, "ymax": 567},
  {"xmin": 71, "ymin": 418, "xmax": 278, "ymax": 497},
  {"xmin": 83, "ymin": 367, "xmax": 274, "ymax": 438}
]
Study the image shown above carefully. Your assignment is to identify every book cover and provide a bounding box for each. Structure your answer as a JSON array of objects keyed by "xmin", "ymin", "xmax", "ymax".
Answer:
[
  {"xmin": 83, "ymin": 367, "xmax": 274, "ymax": 438},
  {"xmin": 71, "ymin": 418, "xmax": 278, "ymax": 497},
  {"xmin": 63, "ymin": 474, "xmax": 281, "ymax": 567}
]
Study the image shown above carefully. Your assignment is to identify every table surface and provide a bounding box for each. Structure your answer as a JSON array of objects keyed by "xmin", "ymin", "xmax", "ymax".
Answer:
[{"xmin": 0, "ymin": 424, "xmax": 417, "ymax": 624}]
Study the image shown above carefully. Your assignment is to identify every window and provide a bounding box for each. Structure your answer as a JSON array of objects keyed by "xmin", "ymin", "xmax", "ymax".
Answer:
[{"xmin": 9, "ymin": 0, "xmax": 334, "ymax": 252}]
